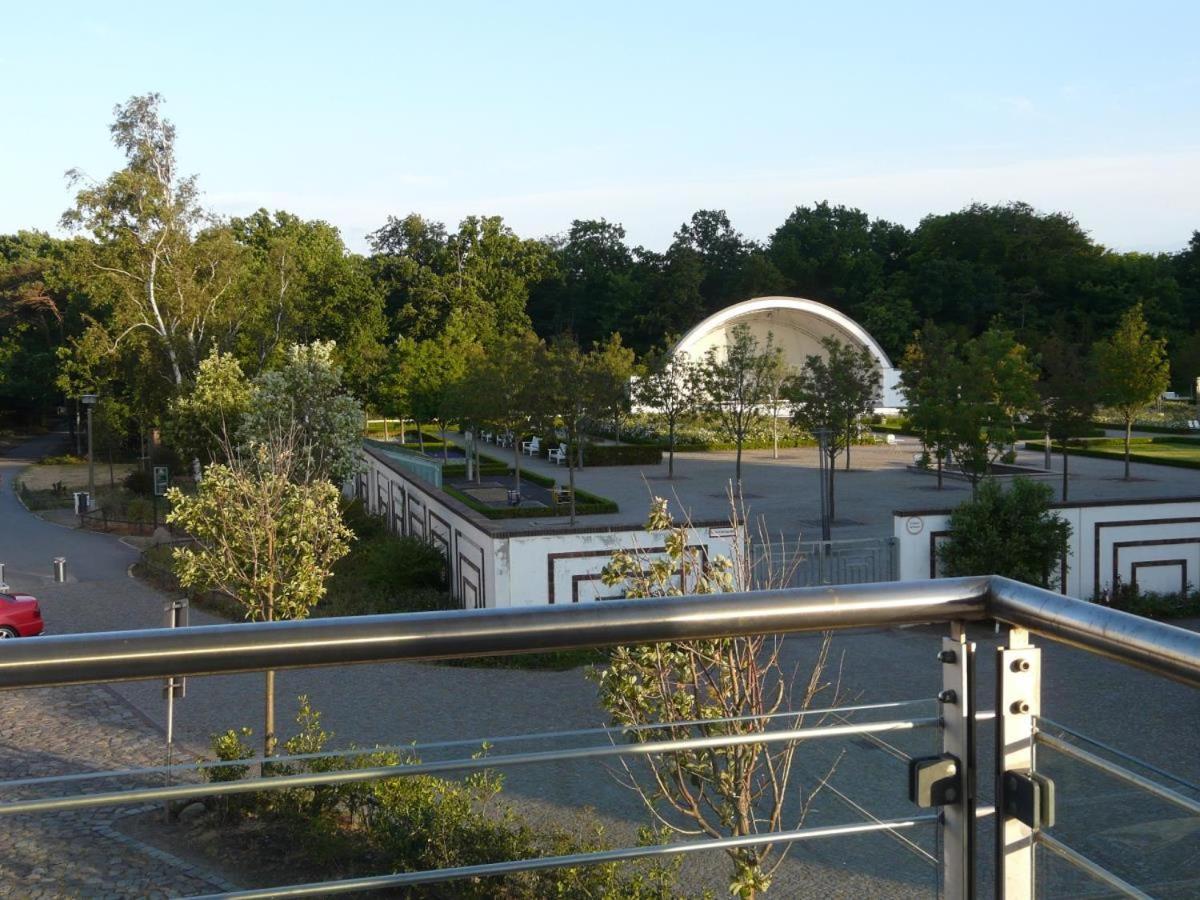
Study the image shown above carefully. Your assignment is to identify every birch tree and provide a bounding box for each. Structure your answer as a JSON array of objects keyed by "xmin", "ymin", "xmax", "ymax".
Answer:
[{"xmin": 61, "ymin": 93, "xmax": 244, "ymax": 390}]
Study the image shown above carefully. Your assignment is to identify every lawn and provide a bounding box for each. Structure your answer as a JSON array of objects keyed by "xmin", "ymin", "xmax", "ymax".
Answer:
[{"xmin": 1031, "ymin": 437, "xmax": 1200, "ymax": 470}]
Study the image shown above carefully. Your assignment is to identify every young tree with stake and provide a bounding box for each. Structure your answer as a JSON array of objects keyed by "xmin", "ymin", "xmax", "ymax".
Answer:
[{"xmin": 166, "ymin": 429, "xmax": 352, "ymax": 757}]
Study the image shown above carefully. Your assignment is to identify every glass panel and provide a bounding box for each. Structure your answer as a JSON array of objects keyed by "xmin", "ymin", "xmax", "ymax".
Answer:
[{"xmin": 1034, "ymin": 723, "xmax": 1200, "ymax": 899}]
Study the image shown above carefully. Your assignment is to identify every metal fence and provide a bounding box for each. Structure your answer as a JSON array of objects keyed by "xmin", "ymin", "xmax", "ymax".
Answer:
[
  {"xmin": 752, "ymin": 536, "xmax": 897, "ymax": 587},
  {"xmin": 0, "ymin": 576, "xmax": 1196, "ymax": 898}
]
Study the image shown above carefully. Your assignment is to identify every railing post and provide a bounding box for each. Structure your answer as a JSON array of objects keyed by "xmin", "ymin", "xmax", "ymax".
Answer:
[
  {"xmin": 940, "ymin": 623, "xmax": 976, "ymax": 900},
  {"xmin": 995, "ymin": 626, "xmax": 1041, "ymax": 899}
]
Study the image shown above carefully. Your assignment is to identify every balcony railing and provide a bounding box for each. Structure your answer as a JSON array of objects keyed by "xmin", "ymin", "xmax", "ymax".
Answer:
[{"xmin": 0, "ymin": 575, "xmax": 1196, "ymax": 898}]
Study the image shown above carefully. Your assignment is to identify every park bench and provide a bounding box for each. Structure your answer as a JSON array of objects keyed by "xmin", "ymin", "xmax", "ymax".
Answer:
[
  {"xmin": 1189, "ymin": 419, "xmax": 1200, "ymax": 431},
  {"xmin": 553, "ymin": 485, "xmax": 573, "ymax": 506},
  {"xmin": 547, "ymin": 445, "xmax": 567, "ymax": 465},
  {"xmin": 521, "ymin": 437, "xmax": 541, "ymax": 456}
]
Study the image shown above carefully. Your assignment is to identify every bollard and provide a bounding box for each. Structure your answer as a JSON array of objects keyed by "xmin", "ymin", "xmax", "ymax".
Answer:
[
  {"xmin": 0, "ymin": 562, "xmax": 5, "ymax": 584},
  {"xmin": 53, "ymin": 557, "xmax": 66, "ymax": 583}
]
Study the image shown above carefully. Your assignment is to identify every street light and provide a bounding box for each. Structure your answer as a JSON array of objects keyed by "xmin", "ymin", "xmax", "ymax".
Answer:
[{"xmin": 81, "ymin": 394, "xmax": 98, "ymax": 506}]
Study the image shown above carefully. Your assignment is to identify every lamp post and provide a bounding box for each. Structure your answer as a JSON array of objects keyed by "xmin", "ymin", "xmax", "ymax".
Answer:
[{"xmin": 81, "ymin": 394, "xmax": 98, "ymax": 505}]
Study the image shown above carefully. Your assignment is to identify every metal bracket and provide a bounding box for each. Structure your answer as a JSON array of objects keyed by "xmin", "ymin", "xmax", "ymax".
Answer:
[
  {"xmin": 909, "ymin": 754, "xmax": 962, "ymax": 807},
  {"xmin": 1002, "ymin": 770, "xmax": 1056, "ymax": 830}
]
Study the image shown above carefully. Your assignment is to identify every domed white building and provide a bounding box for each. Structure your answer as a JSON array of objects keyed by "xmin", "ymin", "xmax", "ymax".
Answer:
[{"xmin": 672, "ymin": 296, "xmax": 902, "ymax": 409}]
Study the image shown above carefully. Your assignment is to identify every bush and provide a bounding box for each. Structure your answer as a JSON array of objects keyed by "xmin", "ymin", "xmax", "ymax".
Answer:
[
  {"xmin": 1098, "ymin": 578, "xmax": 1200, "ymax": 620},
  {"xmin": 581, "ymin": 444, "xmax": 662, "ymax": 467},
  {"xmin": 123, "ymin": 467, "xmax": 153, "ymax": 496},
  {"xmin": 317, "ymin": 501, "xmax": 453, "ymax": 617},
  {"xmin": 38, "ymin": 453, "xmax": 86, "ymax": 465},
  {"xmin": 199, "ymin": 699, "xmax": 687, "ymax": 897},
  {"xmin": 940, "ymin": 478, "xmax": 1071, "ymax": 588}
]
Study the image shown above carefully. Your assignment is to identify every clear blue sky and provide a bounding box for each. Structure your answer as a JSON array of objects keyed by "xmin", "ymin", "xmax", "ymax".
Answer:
[{"xmin": 3, "ymin": 1, "xmax": 1198, "ymax": 253}]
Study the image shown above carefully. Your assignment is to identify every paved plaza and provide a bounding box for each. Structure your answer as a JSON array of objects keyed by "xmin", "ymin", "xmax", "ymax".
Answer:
[
  {"xmin": 463, "ymin": 433, "xmax": 1200, "ymax": 539},
  {"xmin": 1, "ymin": 431, "xmax": 1198, "ymax": 895}
]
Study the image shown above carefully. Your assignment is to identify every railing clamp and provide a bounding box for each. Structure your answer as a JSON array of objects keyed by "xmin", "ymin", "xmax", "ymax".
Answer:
[
  {"xmin": 1002, "ymin": 770, "xmax": 1056, "ymax": 830},
  {"xmin": 908, "ymin": 753, "xmax": 962, "ymax": 807}
]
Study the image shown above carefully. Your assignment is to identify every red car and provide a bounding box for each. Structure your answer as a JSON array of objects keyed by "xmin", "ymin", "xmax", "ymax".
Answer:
[{"xmin": 0, "ymin": 591, "xmax": 44, "ymax": 638}]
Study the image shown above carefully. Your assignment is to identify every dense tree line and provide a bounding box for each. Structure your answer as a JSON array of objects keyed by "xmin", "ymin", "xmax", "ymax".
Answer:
[{"xmin": 3, "ymin": 93, "xmax": 1199, "ymax": 440}]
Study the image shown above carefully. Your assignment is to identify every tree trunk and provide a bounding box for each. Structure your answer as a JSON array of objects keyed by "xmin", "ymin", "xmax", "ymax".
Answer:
[
  {"xmin": 568, "ymin": 446, "xmax": 576, "ymax": 526},
  {"xmin": 108, "ymin": 448, "xmax": 114, "ymax": 488},
  {"xmin": 264, "ymin": 596, "xmax": 276, "ymax": 761},
  {"xmin": 513, "ymin": 440, "xmax": 521, "ymax": 493},
  {"xmin": 845, "ymin": 421, "xmax": 852, "ymax": 470},
  {"xmin": 668, "ymin": 419, "xmax": 675, "ymax": 479},
  {"xmin": 440, "ymin": 422, "xmax": 448, "ymax": 461},
  {"xmin": 1062, "ymin": 444, "xmax": 1070, "ymax": 502},
  {"xmin": 417, "ymin": 423, "xmax": 424, "ymax": 453},
  {"xmin": 383, "ymin": 418, "xmax": 389, "ymax": 441},
  {"xmin": 936, "ymin": 450, "xmax": 944, "ymax": 490},
  {"xmin": 828, "ymin": 450, "xmax": 837, "ymax": 521},
  {"xmin": 772, "ymin": 415, "xmax": 778, "ymax": 460},
  {"xmin": 735, "ymin": 440, "xmax": 743, "ymax": 487},
  {"xmin": 1123, "ymin": 417, "xmax": 1132, "ymax": 480}
]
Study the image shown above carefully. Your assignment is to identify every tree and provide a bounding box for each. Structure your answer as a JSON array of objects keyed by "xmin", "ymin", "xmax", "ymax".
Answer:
[
  {"xmin": 787, "ymin": 337, "xmax": 881, "ymax": 520},
  {"xmin": 635, "ymin": 347, "xmax": 698, "ymax": 479},
  {"xmin": 1035, "ymin": 336, "xmax": 1096, "ymax": 501},
  {"xmin": 899, "ymin": 323, "xmax": 960, "ymax": 489},
  {"xmin": 760, "ymin": 347, "xmax": 793, "ymax": 460},
  {"xmin": 239, "ymin": 341, "xmax": 364, "ymax": 485},
  {"xmin": 61, "ymin": 94, "xmax": 244, "ymax": 390},
  {"xmin": 588, "ymin": 332, "xmax": 637, "ymax": 443},
  {"xmin": 1092, "ymin": 303, "xmax": 1170, "ymax": 479},
  {"xmin": 166, "ymin": 430, "xmax": 353, "ymax": 755},
  {"xmin": 940, "ymin": 478, "xmax": 1070, "ymax": 589},
  {"xmin": 593, "ymin": 497, "xmax": 837, "ymax": 899},
  {"xmin": 543, "ymin": 336, "xmax": 592, "ymax": 524},
  {"xmin": 698, "ymin": 323, "xmax": 775, "ymax": 486},
  {"xmin": 950, "ymin": 327, "xmax": 1038, "ymax": 492},
  {"xmin": 230, "ymin": 209, "xmax": 387, "ymax": 395},
  {"xmin": 460, "ymin": 330, "xmax": 543, "ymax": 493},
  {"xmin": 164, "ymin": 348, "xmax": 252, "ymax": 469}
]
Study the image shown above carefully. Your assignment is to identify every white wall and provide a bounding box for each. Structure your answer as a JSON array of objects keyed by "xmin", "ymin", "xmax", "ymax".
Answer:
[
  {"xmin": 355, "ymin": 446, "xmax": 740, "ymax": 608},
  {"xmin": 894, "ymin": 497, "xmax": 1200, "ymax": 598}
]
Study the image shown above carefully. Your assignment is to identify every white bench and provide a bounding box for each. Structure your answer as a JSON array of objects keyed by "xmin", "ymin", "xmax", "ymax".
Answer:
[
  {"xmin": 1189, "ymin": 420, "xmax": 1200, "ymax": 431},
  {"xmin": 521, "ymin": 437, "xmax": 541, "ymax": 456},
  {"xmin": 547, "ymin": 444, "xmax": 567, "ymax": 465}
]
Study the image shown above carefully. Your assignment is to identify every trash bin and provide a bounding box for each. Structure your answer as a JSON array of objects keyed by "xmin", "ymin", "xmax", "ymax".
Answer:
[
  {"xmin": 53, "ymin": 557, "xmax": 66, "ymax": 583},
  {"xmin": 506, "ymin": 488, "xmax": 521, "ymax": 507},
  {"xmin": 73, "ymin": 491, "xmax": 90, "ymax": 514}
]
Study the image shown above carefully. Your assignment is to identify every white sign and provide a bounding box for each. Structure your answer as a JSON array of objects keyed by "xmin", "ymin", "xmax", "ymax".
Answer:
[
  {"xmin": 905, "ymin": 516, "xmax": 924, "ymax": 536},
  {"xmin": 708, "ymin": 526, "xmax": 737, "ymax": 539}
]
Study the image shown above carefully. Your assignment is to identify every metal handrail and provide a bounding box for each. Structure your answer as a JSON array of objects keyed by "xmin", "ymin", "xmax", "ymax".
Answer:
[
  {"xmin": 0, "ymin": 575, "xmax": 1196, "ymax": 689},
  {"xmin": 0, "ymin": 716, "xmax": 939, "ymax": 817}
]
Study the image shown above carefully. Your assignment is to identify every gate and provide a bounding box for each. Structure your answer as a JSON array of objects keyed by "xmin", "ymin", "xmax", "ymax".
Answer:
[{"xmin": 751, "ymin": 536, "xmax": 897, "ymax": 588}]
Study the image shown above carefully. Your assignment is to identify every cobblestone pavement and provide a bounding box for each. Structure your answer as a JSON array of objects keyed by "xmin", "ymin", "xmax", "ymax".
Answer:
[{"xmin": 0, "ymin": 683, "xmax": 237, "ymax": 897}]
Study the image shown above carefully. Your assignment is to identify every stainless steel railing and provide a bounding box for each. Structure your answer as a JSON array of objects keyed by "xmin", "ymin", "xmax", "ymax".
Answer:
[
  {"xmin": 0, "ymin": 575, "xmax": 1196, "ymax": 900},
  {"xmin": 0, "ymin": 575, "xmax": 1196, "ymax": 689}
]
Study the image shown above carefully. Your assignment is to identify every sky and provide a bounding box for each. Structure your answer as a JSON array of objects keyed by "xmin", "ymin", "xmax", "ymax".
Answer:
[{"xmin": 2, "ymin": 1, "xmax": 1198, "ymax": 254}]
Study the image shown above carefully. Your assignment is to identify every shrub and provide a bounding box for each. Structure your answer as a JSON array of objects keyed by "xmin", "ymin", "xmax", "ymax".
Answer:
[
  {"xmin": 1098, "ymin": 578, "xmax": 1200, "ymax": 620},
  {"xmin": 200, "ymin": 699, "xmax": 687, "ymax": 897},
  {"xmin": 940, "ymin": 478, "xmax": 1071, "ymax": 588},
  {"xmin": 123, "ymin": 467, "xmax": 154, "ymax": 496},
  {"xmin": 38, "ymin": 453, "xmax": 87, "ymax": 465},
  {"xmin": 317, "ymin": 500, "xmax": 452, "ymax": 617}
]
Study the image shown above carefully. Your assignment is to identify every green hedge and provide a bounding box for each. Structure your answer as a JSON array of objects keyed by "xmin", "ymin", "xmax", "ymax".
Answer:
[
  {"xmin": 582, "ymin": 444, "xmax": 662, "ymax": 466},
  {"xmin": 1092, "ymin": 421, "xmax": 1199, "ymax": 435}
]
